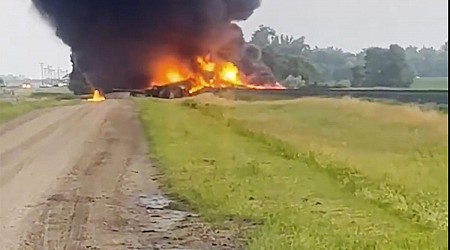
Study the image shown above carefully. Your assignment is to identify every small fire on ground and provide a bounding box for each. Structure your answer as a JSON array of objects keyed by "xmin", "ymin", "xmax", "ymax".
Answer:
[
  {"xmin": 88, "ymin": 90, "xmax": 106, "ymax": 102},
  {"xmin": 148, "ymin": 54, "xmax": 285, "ymax": 97}
]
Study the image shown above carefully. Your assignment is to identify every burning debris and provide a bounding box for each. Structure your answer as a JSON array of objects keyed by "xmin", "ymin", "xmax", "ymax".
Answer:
[
  {"xmin": 32, "ymin": 0, "xmax": 285, "ymax": 97},
  {"xmin": 87, "ymin": 90, "xmax": 106, "ymax": 102},
  {"xmin": 149, "ymin": 54, "xmax": 284, "ymax": 97},
  {"xmin": 147, "ymin": 81, "xmax": 192, "ymax": 99}
]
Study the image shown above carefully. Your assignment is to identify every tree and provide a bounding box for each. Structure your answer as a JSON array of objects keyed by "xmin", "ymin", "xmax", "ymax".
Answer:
[
  {"xmin": 333, "ymin": 67, "xmax": 352, "ymax": 83},
  {"xmin": 363, "ymin": 47, "xmax": 388, "ymax": 87},
  {"xmin": 0, "ymin": 77, "xmax": 4, "ymax": 86},
  {"xmin": 437, "ymin": 43, "xmax": 448, "ymax": 77},
  {"xmin": 250, "ymin": 25, "xmax": 276, "ymax": 47},
  {"xmin": 386, "ymin": 44, "xmax": 415, "ymax": 87},
  {"xmin": 405, "ymin": 46, "xmax": 420, "ymax": 76},
  {"xmin": 249, "ymin": 26, "xmax": 446, "ymax": 87},
  {"xmin": 274, "ymin": 35, "xmax": 310, "ymax": 56},
  {"xmin": 250, "ymin": 26, "xmax": 318, "ymax": 84},
  {"xmin": 405, "ymin": 43, "xmax": 448, "ymax": 77},
  {"xmin": 362, "ymin": 45, "xmax": 414, "ymax": 87},
  {"xmin": 350, "ymin": 65, "xmax": 365, "ymax": 87},
  {"xmin": 306, "ymin": 47, "xmax": 357, "ymax": 83},
  {"xmin": 441, "ymin": 41, "xmax": 448, "ymax": 52}
]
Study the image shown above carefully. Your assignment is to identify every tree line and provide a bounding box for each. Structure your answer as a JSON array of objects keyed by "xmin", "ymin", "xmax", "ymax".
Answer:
[{"xmin": 249, "ymin": 25, "xmax": 448, "ymax": 88}]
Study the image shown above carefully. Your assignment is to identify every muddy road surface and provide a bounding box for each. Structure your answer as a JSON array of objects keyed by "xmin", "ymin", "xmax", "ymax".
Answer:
[{"xmin": 0, "ymin": 100, "xmax": 239, "ymax": 250}]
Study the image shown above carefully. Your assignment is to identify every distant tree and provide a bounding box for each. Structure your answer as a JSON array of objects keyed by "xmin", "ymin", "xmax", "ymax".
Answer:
[
  {"xmin": 250, "ymin": 26, "xmax": 319, "ymax": 84},
  {"xmin": 363, "ymin": 47, "xmax": 388, "ymax": 87},
  {"xmin": 405, "ymin": 46, "xmax": 420, "ymax": 76},
  {"xmin": 355, "ymin": 52, "xmax": 365, "ymax": 65},
  {"xmin": 333, "ymin": 67, "xmax": 352, "ymax": 83},
  {"xmin": 441, "ymin": 41, "xmax": 448, "ymax": 52},
  {"xmin": 405, "ymin": 43, "xmax": 448, "ymax": 77},
  {"xmin": 386, "ymin": 44, "xmax": 415, "ymax": 87},
  {"xmin": 0, "ymin": 77, "xmax": 4, "ymax": 85},
  {"xmin": 306, "ymin": 47, "xmax": 357, "ymax": 83},
  {"xmin": 437, "ymin": 43, "xmax": 448, "ymax": 77},
  {"xmin": 250, "ymin": 25, "xmax": 276, "ymax": 47},
  {"xmin": 363, "ymin": 45, "xmax": 414, "ymax": 87},
  {"xmin": 275, "ymin": 35, "xmax": 310, "ymax": 56},
  {"xmin": 249, "ymin": 26, "xmax": 446, "ymax": 86},
  {"xmin": 350, "ymin": 65, "xmax": 365, "ymax": 87}
]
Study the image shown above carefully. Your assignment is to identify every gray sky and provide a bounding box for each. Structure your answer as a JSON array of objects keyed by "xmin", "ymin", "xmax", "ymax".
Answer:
[{"xmin": 0, "ymin": 0, "xmax": 448, "ymax": 79}]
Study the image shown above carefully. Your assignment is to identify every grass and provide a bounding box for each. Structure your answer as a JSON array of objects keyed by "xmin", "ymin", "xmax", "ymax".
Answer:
[
  {"xmin": 322, "ymin": 77, "xmax": 448, "ymax": 90},
  {"xmin": 136, "ymin": 95, "xmax": 448, "ymax": 249},
  {"xmin": 412, "ymin": 77, "xmax": 448, "ymax": 90},
  {"xmin": 29, "ymin": 92, "xmax": 78, "ymax": 100},
  {"xmin": 0, "ymin": 99, "xmax": 78, "ymax": 124}
]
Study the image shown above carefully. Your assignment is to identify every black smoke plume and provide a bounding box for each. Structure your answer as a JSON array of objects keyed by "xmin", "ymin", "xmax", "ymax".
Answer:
[{"xmin": 32, "ymin": 0, "xmax": 262, "ymax": 92}]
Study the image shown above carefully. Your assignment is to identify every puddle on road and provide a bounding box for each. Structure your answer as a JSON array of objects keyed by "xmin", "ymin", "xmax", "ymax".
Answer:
[
  {"xmin": 137, "ymin": 194, "xmax": 236, "ymax": 250},
  {"xmin": 138, "ymin": 194, "xmax": 172, "ymax": 210},
  {"xmin": 138, "ymin": 194, "xmax": 192, "ymax": 233},
  {"xmin": 137, "ymin": 194, "xmax": 193, "ymax": 249}
]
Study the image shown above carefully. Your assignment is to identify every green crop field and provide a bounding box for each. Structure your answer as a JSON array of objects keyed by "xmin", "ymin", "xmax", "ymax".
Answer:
[
  {"xmin": 411, "ymin": 77, "xmax": 448, "ymax": 90},
  {"xmin": 137, "ymin": 95, "xmax": 448, "ymax": 249}
]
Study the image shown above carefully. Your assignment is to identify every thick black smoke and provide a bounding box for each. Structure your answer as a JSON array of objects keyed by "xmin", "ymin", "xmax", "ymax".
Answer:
[{"xmin": 32, "ymin": 0, "xmax": 262, "ymax": 91}]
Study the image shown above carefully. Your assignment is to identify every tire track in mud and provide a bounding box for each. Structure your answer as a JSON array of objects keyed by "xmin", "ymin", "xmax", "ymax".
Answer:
[
  {"xmin": 1, "ymin": 100, "xmax": 242, "ymax": 250},
  {"xmin": 22, "ymin": 104, "xmax": 122, "ymax": 249},
  {"xmin": 0, "ymin": 106, "xmax": 89, "ymax": 188},
  {"xmin": 0, "ymin": 105, "xmax": 86, "ymax": 154},
  {"xmin": 0, "ymin": 102, "xmax": 111, "ymax": 248}
]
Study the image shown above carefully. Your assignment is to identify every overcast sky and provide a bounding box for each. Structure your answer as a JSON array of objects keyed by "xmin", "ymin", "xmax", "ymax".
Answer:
[{"xmin": 0, "ymin": 0, "xmax": 448, "ymax": 79}]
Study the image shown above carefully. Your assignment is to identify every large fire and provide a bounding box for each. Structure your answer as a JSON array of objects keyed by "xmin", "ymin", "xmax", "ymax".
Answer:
[{"xmin": 150, "ymin": 55, "xmax": 285, "ymax": 95}]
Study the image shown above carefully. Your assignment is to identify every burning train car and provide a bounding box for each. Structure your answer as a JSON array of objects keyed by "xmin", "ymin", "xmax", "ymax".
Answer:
[{"xmin": 32, "ymin": 0, "xmax": 284, "ymax": 98}]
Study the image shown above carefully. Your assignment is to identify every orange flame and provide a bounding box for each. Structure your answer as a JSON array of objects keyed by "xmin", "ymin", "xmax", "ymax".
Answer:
[
  {"xmin": 218, "ymin": 62, "xmax": 241, "ymax": 85},
  {"xmin": 88, "ymin": 89, "xmax": 106, "ymax": 102},
  {"xmin": 152, "ymin": 57, "xmax": 191, "ymax": 86},
  {"xmin": 197, "ymin": 56, "xmax": 215, "ymax": 72},
  {"xmin": 151, "ymin": 54, "xmax": 285, "ymax": 94}
]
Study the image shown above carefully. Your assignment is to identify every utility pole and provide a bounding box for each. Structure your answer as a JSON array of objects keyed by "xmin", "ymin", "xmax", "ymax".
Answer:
[
  {"xmin": 40, "ymin": 63, "xmax": 44, "ymax": 86},
  {"xmin": 47, "ymin": 65, "xmax": 53, "ymax": 86},
  {"xmin": 45, "ymin": 65, "xmax": 50, "ymax": 85}
]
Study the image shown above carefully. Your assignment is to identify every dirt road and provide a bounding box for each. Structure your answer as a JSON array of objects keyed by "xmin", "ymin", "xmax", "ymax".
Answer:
[{"xmin": 0, "ymin": 100, "xmax": 238, "ymax": 250}]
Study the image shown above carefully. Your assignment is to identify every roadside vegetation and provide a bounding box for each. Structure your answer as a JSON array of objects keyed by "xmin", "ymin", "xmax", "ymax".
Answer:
[
  {"xmin": 137, "ymin": 95, "xmax": 448, "ymax": 249},
  {"xmin": 29, "ymin": 92, "xmax": 78, "ymax": 100},
  {"xmin": 0, "ymin": 98, "xmax": 78, "ymax": 124}
]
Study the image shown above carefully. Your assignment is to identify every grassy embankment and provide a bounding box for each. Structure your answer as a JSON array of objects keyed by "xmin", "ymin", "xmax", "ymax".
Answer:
[{"xmin": 137, "ymin": 95, "xmax": 448, "ymax": 249}]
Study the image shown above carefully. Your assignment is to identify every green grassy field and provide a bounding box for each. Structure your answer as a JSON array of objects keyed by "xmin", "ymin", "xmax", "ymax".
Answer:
[
  {"xmin": 324, "ymin": 77, "xmax": 448, "ymax": 90},
  {"xmin": 411, "ymin": 77, "xmax": 448, "ymax": 90},
  {"xmin": 137, "ymin": 95, "xmax": 448, "ymax": 249},
  {"xmin": 0, "ymin": 86, "xmax": 81, "ymax": 124},
  {"xmin": 0, "ymin": 99, "xmax": 78, "ymax": 124}
]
